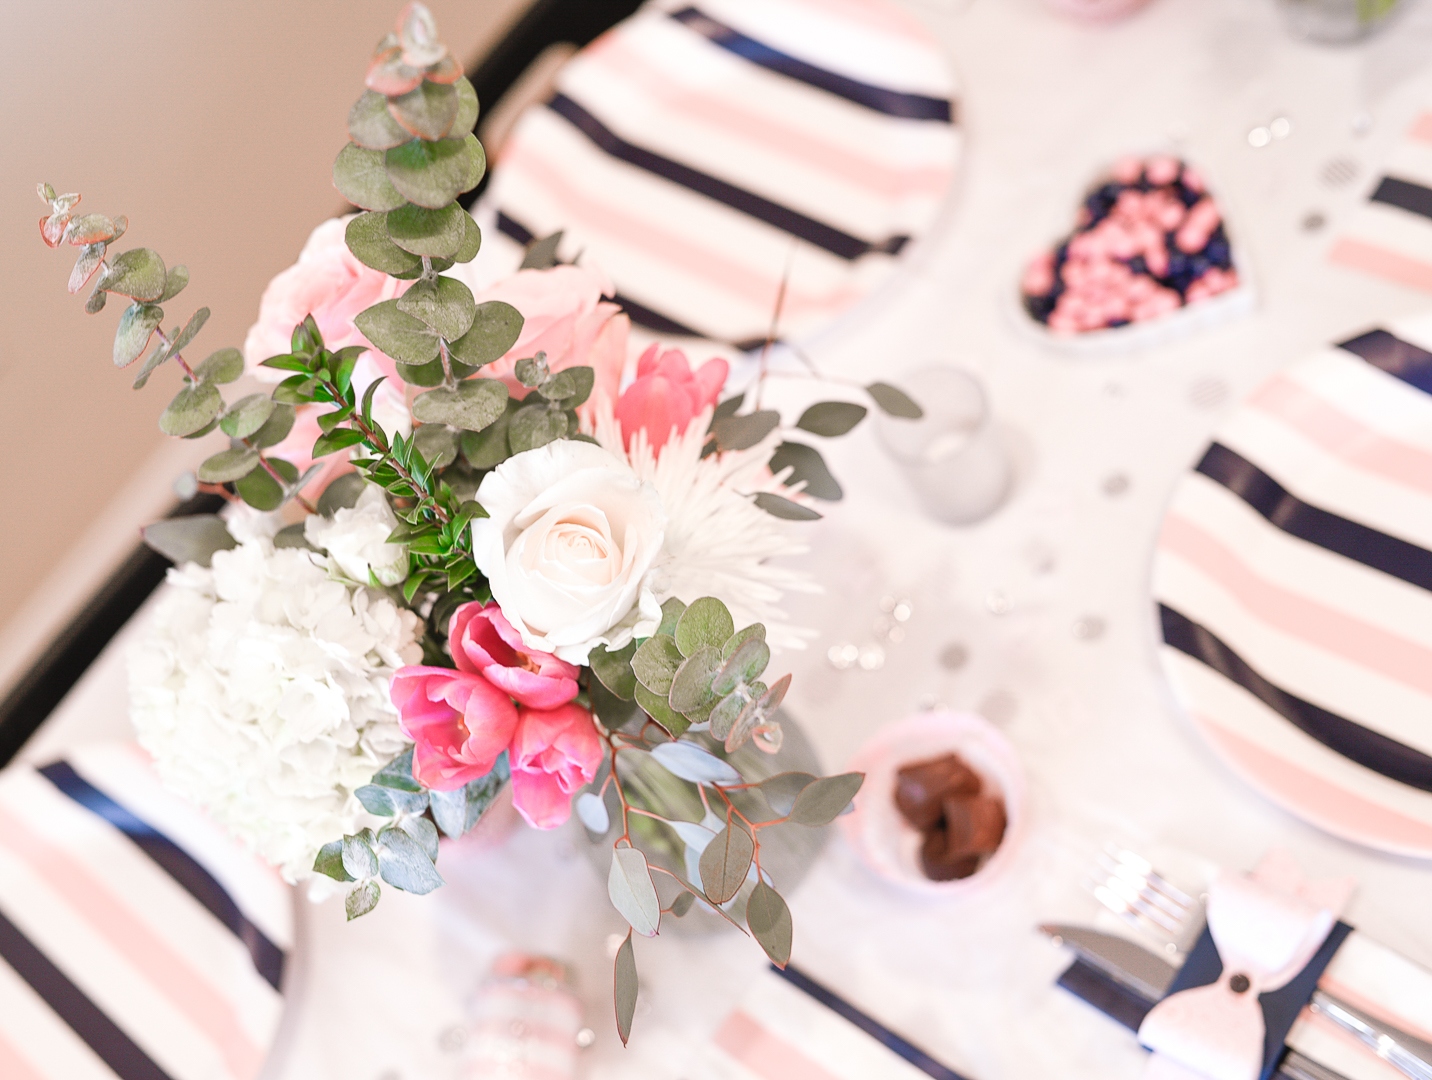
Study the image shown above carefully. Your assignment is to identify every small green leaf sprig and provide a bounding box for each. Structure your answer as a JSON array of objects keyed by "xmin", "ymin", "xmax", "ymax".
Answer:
[{"xmin": 582, "ymin": 595, "xmax": 863, "ymax": 1044}]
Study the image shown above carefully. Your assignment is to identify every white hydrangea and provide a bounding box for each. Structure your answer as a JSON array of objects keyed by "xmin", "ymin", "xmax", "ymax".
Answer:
[
  {"xmin": 127, "ymin": 537, "xmax": 424, "ymax": 882},
  {"xmin": 304, "ymin": 483, "xmax": 410, "ymax": 587}
]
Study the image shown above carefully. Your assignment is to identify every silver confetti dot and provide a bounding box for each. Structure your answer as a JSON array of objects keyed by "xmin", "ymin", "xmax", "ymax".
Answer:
[
  {"xmin": 1248, "ymin": 126, "xmax": 1272, "ymax": 148},
  {"xmin": 576, "ymin": 1028, "xmax": 597, "ymax": 1049},
  {"xmin": 437, "ymin": 1025, "xmax": 467, "ymax": 1053},
  {"xmin": 1102, "ymin": 473, "xmax": 1130, "ymax": 497},
  {"xmin": 1269, "ymin": 116, "xmax": 1292, "ymax": 140},
  {"xmin": 985, "ymin": 590, "xmax": 1012, "ymax": 616},
  {"xmin": 1302, "ymin": 211, "xmax": 1326, "ymax": 233},
  {"xmin": 1072, "ymin": 615, "xmax": 1106, "ymax": 641},
  {"xmin": 858, "ymin": 644, "xmax": 886, "ymax": 671},
  {"xmin": 939, "ymin": 643, "xmax": 969, "ymax": 670}
]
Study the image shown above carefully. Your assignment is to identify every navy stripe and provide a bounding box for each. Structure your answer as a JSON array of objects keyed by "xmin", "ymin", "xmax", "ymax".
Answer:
[
  {"xmin": 546, "ymin": 92, "xmax": 910, "ymax": 262},
  {"xmin": 38, "ymin": 762, "xmax": 285, "ymax": 992},
  {"xmin": 1368, "ymin": 175, "xmax": 1432, "ymax": 221},
  {"xmin": 671, "ymin": 7, "xmax": 954, "ymax": 122},
  {"xmin": 494, "ymin": 209, "xmax": 534, "ymax": 246},
  {"xmin": 1159, "ymin": 604, "xmax": 1432, "ymax": 792},
  {"xmin": 0, "ymin": 905, "xmax": 175, "ymax": 1080},
  {"xmin": 1338, "ymin": 327, "xmax": 1432, "ymax": 397},
  {"xmin": 772, "ymin": 964, "xmax": 970, "ymax": 1080},
  {"xmin": 1196, "ymin": 441, "xmax": 1432, "ymax": 593}
]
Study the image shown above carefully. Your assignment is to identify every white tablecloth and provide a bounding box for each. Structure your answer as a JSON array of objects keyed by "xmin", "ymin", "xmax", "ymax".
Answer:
[{"xmin": 19, "ymin": 1, "xmax": 1432, "ymax": 1078}]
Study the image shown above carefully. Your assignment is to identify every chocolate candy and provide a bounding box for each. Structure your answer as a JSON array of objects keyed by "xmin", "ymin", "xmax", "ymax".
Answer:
[
  {"xmin": 894, "ymin": 754, "xmax": 980, "ymax": 830},
  {"xmin": 893, "ymin": 752, "xmax": 1007, "ymax": 881}
]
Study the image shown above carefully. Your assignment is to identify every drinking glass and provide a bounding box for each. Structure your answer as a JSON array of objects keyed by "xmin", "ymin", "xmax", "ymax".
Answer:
[
  {"xmin": 874, "ymin": 367, "xmax": 1012, "ymax": 525},
  {"xmin": 1277, "ymin": 0, "xmax": 1406, "ymax": 43}
]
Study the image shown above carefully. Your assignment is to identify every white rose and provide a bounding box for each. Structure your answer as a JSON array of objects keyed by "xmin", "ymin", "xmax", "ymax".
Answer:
[
  {"xmin": 472, "ymin": 441, "xmax": 666, "ymax": 664},
  {"xmin": 304, "ymin": 483, "xmax": 409, "ymax": 586}
]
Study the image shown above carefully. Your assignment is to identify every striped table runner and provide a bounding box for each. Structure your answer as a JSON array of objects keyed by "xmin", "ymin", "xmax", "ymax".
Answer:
[
  {"xmin": 475, "ymin": 0, "xmax": 961, "ymax": 347},
  {"xmin": 1329, "ymin": 110, "xmax": 1432, "ymax": 293},
  {"xmin": 0, "ymin": 744, "xmax": 291, "ymax": 1080},
  {"xmin": 1154, "ymin": 317, "xmax": 1432, "ymax": 857}
]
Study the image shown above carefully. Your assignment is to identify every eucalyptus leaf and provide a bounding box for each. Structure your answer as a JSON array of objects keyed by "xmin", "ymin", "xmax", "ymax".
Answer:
[
  {"xmin": 698, "ymin": 820, "xmax": 754, "ymax": 904},
  {"xmin": 667, "ymin": 646, "xmax": 722, "ymax": 714},
  {"xmin": 219, "ymin": 393, "xmax": 275, "ymax": 439},
  {"xmin": 520, "ymin": 231, "xmax": 563, "ymax": 271},
  {"xmin": 272, "ymin": 523, "xmax": 314, "ymax": 550},
  {"xmin": 588, "ymin": 640, "xmax": 638, "ymax": 700},
  {"xmin": 158, "ymin": 264, "xmax": 190, "ymax": 303},
  {"xmin": 538, "ymin": 365, "xmax": 594, "ymax": 407},
  {"xmin": 459, "ymin": 399, "xmax": 516, "ymax": 468},
  {"xmin": 234, "ymin": 456, "xmax": 297, "ymax": 511},
  {"xmin": 130, "ymin": 342, "xmax": 169, "ymax": 389},
  {"xmin": 165, "ymin": 306, "xmax": 210, "ymax": 364},
  {"xmin": 649, "ymin": 740, "xmax": 740, "ymax": 785},
  {"xmin": 674, "ymin": 598, "xmax": 734, "ymax": 658},
  {"xmin": 354, "ymin": 784, "xmax": 429, "ymax": 817},
  {"xmin": 867, "ymin": 381, "xmax": 923, "ymax": 419},
  {"xmin": 412, "ymin": 423, "xmax": 459, "ymax": 469},
  {"xmin": 387, "ymin": 80, "xmax": 458, "ymax": 140},
  {"xmin": 334, "ymin": 142, "xmax": 408, "ymax": 211},
  {"xmin": 385, "ymin": 137, "xmax": 471, "ymax": 208},
  {"xmin": 712, "ymin": 637, "xmax": 770, "ymax": 695},
  {"xmin": 412, "ymin": 378, "xmax": 508, "ymax": 431},
  {"xmin": 159, "ymin": 381, "xmax": 222, "ymax": 437},
  {"xmin": 576, "ymin": 792, "xmax": 610, "ymax": 834},
  {"xmin": 632, "ymin": 635, "xmax": 684, "ymax": 696},
  {"xmin": 461, "ymin": 133, "xmax": 486, "ymax": 191},
  {"xmin": 113, "ymin": 302, "xmax": 164, "ymax": 367},
  {"xmin": 450, "ymin": 76, "xmax": 479, "ymax": 137},
  {"xmin": 721, "ymin": 623, "xmax": 765, "ymax": 661},
  {"xmin": 354, "ymin": 299, "xmax": 439, "ymax": 365},
  {"xmin": 250, "ymin": 402, "xmax": 296, "ymax": 448},
  {"xmin": 375, "ymin": 826, "xmax": 444, "ymax": 894},
  {"xmin": 345, "ymin": 879, "xmax": 380, "ymax": 920},
  {"xmin": 195, "ymin": 347, "xmax": 245, "ymax": 385},
  {"xmin": 635, "ymin": 682, "xmax": 688, "ymax": 737},
  {"xmin": 345, "ymin": 211, "xmax": 423, "ymax": 276},
  {"xmin": 754, "ymin": 492, "xmax": 822, "ymax": 521},
  {"xmin": 348, "ymin": 89, "xmax": 412, "ymax": 150},
  {"xmin": 452, "ymin": 209, "xmax": 482, "ymax": 264},
  {"xmin": 657, "ymin": 598, "xmax": 687, "ymax": 638},
  {"xmin": 608, "ymin": 846, "xmax": 661, "ymax": 937},
  {"xmin": 670, "ymin": 891, "xmax": 695, "ymax": 918},
  {"xmin": 370, "ymin": 747, "xmax": 421, "ymax": 791},
  {"xmin": 769, "ymin": 441, "xmax": 842, "ymax": 500},
  {"xmin": 396, "ymin": 275, "xmax": 475, "ymax": 340},
  {"xmin": 140, "ymin": 515, "xmax": 237, "ymax": 568},
  {"xmin": 787, "ymin": 772, "xmax": 864, "ymax": 826},
  {"xmin": 708, "ymin": 693, "xmax": 754, "ymax": 742},
  {"xmin": 196, "ymin": 447, "xmax": 260, "ymax": 483},
  {"xmin": 313, "ymin": 840, "xmax": 353, "ymax": 882},
  {"xmin": 385, "ymin": 201, "xmax": 468, "ymax": 257},
  {"xmin": 746, "ymin": 882, "xmax": 792, "ymax": 966},
  {"xmin": 712, "ymin": 410, "xmax": 780, "ymax": 451},
  {"xmin": 98, "ymin": 247, "xmax": 166, "ymax": 301},
  {"xmin": 756, "ymin": 772, "xmax": 815, "ymax": 817},
  {"xmin": 394, "ymin": 357, "xmax": 446, "ymax": 386},
  {"xmin": 796, "ymin": 400, "xmax": 867, "ymax": 437},
  {"xmin": 507, "ymin": 403, "xmax": 567, "ymax": 452},
  {"xmin": 397, "ymin": 814, "xmax": 440, "ymax": 861},
  {"xmin": 341, "ymin": 831, "xmax": 379, "ymax": 880},
  {"xmin": 614, "ymin": 932, "xmax": 638, "ymax": 1046}
]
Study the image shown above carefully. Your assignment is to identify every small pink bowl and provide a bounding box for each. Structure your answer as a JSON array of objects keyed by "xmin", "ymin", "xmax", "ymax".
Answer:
[{"xmin": 840, "ymin": 710, "xmax": 1025, "ymax": 897}]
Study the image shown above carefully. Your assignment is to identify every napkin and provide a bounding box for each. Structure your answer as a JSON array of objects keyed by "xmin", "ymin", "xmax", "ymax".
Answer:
[{"xmin": 0, "ymin": 743, "xmax": 292, "ymax": 1080}]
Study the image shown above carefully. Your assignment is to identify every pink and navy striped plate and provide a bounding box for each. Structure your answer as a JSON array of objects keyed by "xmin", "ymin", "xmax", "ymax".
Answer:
[
  {"xmin": 1330, "ymin": 110, "xmax": 1432, "ymax": 294},
  {"xmin": 476, "ymin": 0, "xmax": 961, "ymax": 348},
  {"xmin": 1154, "ymin": 319, "xmax": 1432, "ymax": 857}
]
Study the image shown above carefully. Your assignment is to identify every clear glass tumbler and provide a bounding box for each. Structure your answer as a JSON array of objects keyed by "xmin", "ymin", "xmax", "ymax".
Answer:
[
  {"xmin": 874, "ymin": 367, "xmax": 1012, "ymax": 525},
  {"xmin": 1277, "ymin": 0, "xmax": 1405, "ymax": 43}
]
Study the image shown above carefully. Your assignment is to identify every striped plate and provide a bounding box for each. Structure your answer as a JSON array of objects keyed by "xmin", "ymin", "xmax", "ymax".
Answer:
[
  {"xmin": 1154, "ymin": 319, "xmax": 1432, "ymax": 858},
  {"xmin": 477, "ymin": 0, "xmax": 960, "ymax": 348},
  {"xmin": 1330, "ymin": 109, "xmax": 1432, "ymax": 294}
]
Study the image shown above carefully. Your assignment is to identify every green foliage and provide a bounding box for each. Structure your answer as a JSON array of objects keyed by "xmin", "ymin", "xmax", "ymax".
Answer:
[
  {"xmin": 160, "ymin": 381, "xmax": 222, "ymax": 437},
  {"xmin": 796, "ymin": 400, "xmax": 867, "ymax": 436},
  {"xmin": 113, "ymin": 302, "xmax": 164, "ymax": 367},
  {"xmin": 412, "ymin": 378, "xmax": 508, "ymax": 431},
  {"xmin": 754, "ymin": 491, "xmax": 822, "ymax": 521},
  {"xmin": 589, "ymin": 640, "xmax": 638, "ymax": 700},
  {"xmin": 369, "ymin": 747, "xmax": 422, "ymax": 791},
  {"xmin": 448, "ymin": 301, "xmax": 523, "ymax": 367},
  {"xmin": 234, "ymin": 456, "xmax": 298, "ymax": 511},
  {"xmin": 346, "ymin": 212, "xmax": 423, "ymax": 275},
  {"xmin": 746, "ymin": 882, "xmax": 792, "ymax": 966},
  {"xmin": 614, "ymin": 932, "xmax": 638, "ymax": 1046},
  {"xmin": 97, "ymin": 247, "xmax": 166, "ymax": 302},
  {"xmin": 386, "ymin": 138, "xmax": 476, "ymax": 208},
  {"xmin": 699, "ymin": 820, "xmax": 754, "ymax": 904},
  {"xmin": 197, "ymin": 446, "xmax": 260, "ymax": 483},
  {"xmin": 711, "ymin": 409, "xmax": 780, "ymax": 451},
  {"xmin": 397, "ymin": 275, "xmax": 475, "ymax": 340},
  {"xmin": 354, "ymin": 299, "xmax": 439, "ymax": 365},
  {"xmin": 349, "ymin": 89, "xmax": 412, "ymax": 150},
  {"xmin": 867, "ymin": 381, "xmax": 923, "ymax": 418},
  {"xmin": 219, "ymin": 394, "xmax": 275, "ymax": 439},
  {"xmin": 608, "ymin": 845, "xmax": 661, "ymax": 937},
  {"xmin": 386, "ymin": 202, "xmax": 468, "ymax": 257},
  {"xmin": 768, "ymin": 442, "xmax": 842, "ymax": 500},
  {"xmin": 387, "ymin": 80, "xmax": 458, "ymax": 140},
  {"xmin": 787, "ymin": 773, "xmax": 864, "ymax": 826},
  {"xmin": 333, "ymin": 143, "xmax": 406, "ymax": 211},
  {"xmin": 520, "ymin": 231, "xmax": 563, "ymax": 270},
  {"xmin": 140, "ymin": 515, "xmax": 237, "ymax": 568}
]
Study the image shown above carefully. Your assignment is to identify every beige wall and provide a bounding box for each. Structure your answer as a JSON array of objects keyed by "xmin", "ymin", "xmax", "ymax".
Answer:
[{"xmin": 0, "ymin": 0, "xmax": 530, "ymax": 681}]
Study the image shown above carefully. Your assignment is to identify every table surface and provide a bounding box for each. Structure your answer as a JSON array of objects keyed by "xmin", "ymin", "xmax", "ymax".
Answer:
[{"xmin": 18, "ymin": 1, "xmax": 1432, "ymax": 1078}]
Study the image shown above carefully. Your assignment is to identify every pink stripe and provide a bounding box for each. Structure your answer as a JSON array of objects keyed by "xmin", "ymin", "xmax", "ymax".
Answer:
[
  {"xmin": 1160, "ymin": 513, "xmax": 1432, "ymax": 698},
  {"xmin": 498, "ymin": 141, "xmax": 869, "ymax": 318},
  {"xmin": 1193, "ymin": 714, "xmax": 1432, "ymax": 854},
  {"xmin": 1408, "ymin": 112, "xmax": 1432, "ymax": 144},
  {"xmin": 1317, "ymin": 977, "xmax": 1432, "ymax": 1042},
  {"xmin": 1248, "ymin": 373, "xmax": 1432, "ymax": 497},
  {"xmin": 1330, "ymin": 238, "xmax": 1432, "ymax": 294},
  {"xmin": 584, "ymin": 34, "xmax": 953, "ymax": 200},
  {"xmin": 758, "ymin": 0, "xmax": 936, "ymax": 43},
  {"xmin": 715, "ymin": 1009, "xmax": 843, "ymax": 1080},
  {"xmin": 0, "ymin": 1031, "xmax": 45, "ymax": 1080},
  {"xmin": 0, "ymin": 808, "xmax": 265, "ymax": 1079}
]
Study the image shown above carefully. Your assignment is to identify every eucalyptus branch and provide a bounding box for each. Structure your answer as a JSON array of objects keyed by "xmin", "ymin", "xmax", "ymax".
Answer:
[{"xmin": 240, "ymin": 437, "xmax": 318, "ymax": 514}]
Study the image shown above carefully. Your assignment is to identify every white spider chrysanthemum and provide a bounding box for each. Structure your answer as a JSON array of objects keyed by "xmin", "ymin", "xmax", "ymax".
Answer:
[
  {"xmin": 127, "ymin": 538, "xmax": 423, "ymax": 882},
  {"xmin": 592, "ymin": 401, "xmax": 816, "ymax": 650}
]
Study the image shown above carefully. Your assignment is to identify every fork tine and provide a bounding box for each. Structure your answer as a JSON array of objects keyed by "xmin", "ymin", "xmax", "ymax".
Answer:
[
  {"xmin": 1096, "ymin": 855, "xmax": 1190, "ymax": 923},
  {"xmin": 1103, "ymin": 845, "xmax": 1194, "ymax": 906}
]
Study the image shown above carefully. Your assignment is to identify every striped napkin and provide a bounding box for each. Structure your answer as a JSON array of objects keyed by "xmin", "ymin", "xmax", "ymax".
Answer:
[
  {"xmin": 1329, "ymin": 110, "xmax": 1432, "ymax": 293},
  {"xmin": 1154, "ymin": 317, "xmax": 1432, "ymax": 856},
  {"xmin": 0, "ymin": 743, "xmax": 291, "ymax": 1080},
  {"xmin": 474, "ymin": 0, "xmax": 961, "ymax": 347}
]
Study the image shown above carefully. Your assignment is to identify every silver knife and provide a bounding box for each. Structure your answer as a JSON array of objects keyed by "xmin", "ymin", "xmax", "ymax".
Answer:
[{"xmin": 1041, "ymin": 924, "xmax": 1432, "ymax": 1080}]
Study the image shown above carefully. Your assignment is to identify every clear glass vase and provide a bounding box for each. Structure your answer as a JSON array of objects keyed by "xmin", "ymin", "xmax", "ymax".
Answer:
[{"xmin": 580, "ymin": 711, "xmax": 828, "ymax": 934}]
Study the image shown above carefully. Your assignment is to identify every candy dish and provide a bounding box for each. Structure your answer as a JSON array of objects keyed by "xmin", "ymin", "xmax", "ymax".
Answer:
[
  {"xmin": 1013, "ymin": 154, "xmax": 1255, "ymax": 355},
  {"xmin": 840, "ymin": 710, "xmax": 1025, "ymax": 896}
]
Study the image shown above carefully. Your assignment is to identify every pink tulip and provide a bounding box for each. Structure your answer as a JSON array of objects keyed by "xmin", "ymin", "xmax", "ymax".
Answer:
[
  {"xmin": 508, "ymin": 703, "xmax": 604, "ymax": 829},
  {"xmin": 448, "ymin": 601, "xmax": 580, "ymax": 709},
  {"xmin": 390, "ymin": 666, "xmax": 519, "ymax": 791},
  {"xmin": 614, "ymin": 344, "xmax": 728, "ymax": 452}
]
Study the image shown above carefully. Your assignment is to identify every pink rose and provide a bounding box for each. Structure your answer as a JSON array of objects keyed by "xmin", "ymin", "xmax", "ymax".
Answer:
[
  {"xmin": 448, "ymin": 601, "xmax": 580, "ymax": 709},
  {"xmin": 242, "ymin": 216, "xmax": 407, "ymax": 371},
  {"xmin": 508, "ymin": 703, "xmax": 604, "ymax": 829},
  {"xmin": 614, "ymin": 344, "xmax": 728, "ymax": 451},
  {"xmin": 472, "ymin": 266, "xmax": 629, "ymax": 421},
  {"xmin": 390, "ymin": 666, "xmax": 519, "ymax": 791}
]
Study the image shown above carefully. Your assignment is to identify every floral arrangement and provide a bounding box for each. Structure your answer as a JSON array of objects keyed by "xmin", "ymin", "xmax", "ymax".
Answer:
[{"xmin": 35, "ymin": 3, "xmax": 886, "ymax": 1042}]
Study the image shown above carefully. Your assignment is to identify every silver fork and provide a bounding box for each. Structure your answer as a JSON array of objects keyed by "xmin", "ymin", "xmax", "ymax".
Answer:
[{"xmin": 1088, "ymin": 846, "xmax": 1432, "ymax": 1080}]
